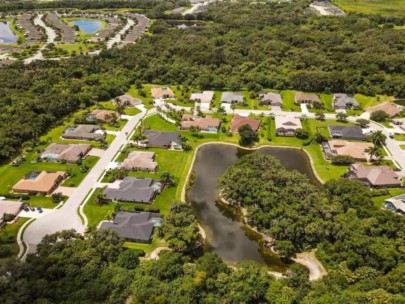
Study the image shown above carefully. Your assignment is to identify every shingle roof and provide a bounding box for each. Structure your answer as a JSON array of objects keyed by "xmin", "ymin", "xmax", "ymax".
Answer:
[
  {"xmin": 100, "ymin": 211, "xmax": 155, "ymax": 242},
  {"xmin": 295, "ymin": 92, "xmax": 320, "ymax": 103},
  {"xmin": 350, "ymin": 164, "xmax": 401, "ymax": 186},
  {"xmin": 259, "ymin": 92, "xmax": 283, "ymax": 105},
  {"xmin": 121, "ymin": 151, "xmax": 157, "ymax": 171},
  {"xmin": 151, "ymin": 87, "xmax": 175, "ymax": 99},
  {"xmin": 181, "ymin": 116, "xmax": 221, "ymax": 130},
  {"xmin": 366, "ymin": 102, "xmax": 402, "ymax": 117},
  {"xmin": 230, "ymin": 115, "xmax": 261, "ymax": 132},
  {"xmin": 41, "ymin": 143, "xmax": 91, "ymax": 162},
  {"xmin": 190, "ymin": 91, "xmax": 214, "ymax": 103},
  {"xmin": 0, "ymin": 200, "xmax": 22, "ymax": 219},
  {"xmin": 221, "ymin": 92, "xmax": 244, "ymax": 103},
  {"xmin": 329, "ymin": 140, "xmax": 372, "ymax": 160},
  {"xmin": 328, "ymin": 125, "xmax": 366, "ymax": 140},
  {"xmin": 142, "ymin": 130, "xmax": 181, "ymax": 148},
  {"xmin": 333, "ymin": 94, "xmax": 359, "ymax": 109},
  {"xmin": 12, "ymin": 171, "xmax": 65, "ymax": 194},
  {"xmin": 104, "ymin": 177, "xmax": 158, "ymax": 203},
  {"xmin": 275, "ymin": 116, "xmax": 302, "ymax": 130},
  {"xmin": 62, "ymin": 125, "xmax": 103, "ymax": 140}
]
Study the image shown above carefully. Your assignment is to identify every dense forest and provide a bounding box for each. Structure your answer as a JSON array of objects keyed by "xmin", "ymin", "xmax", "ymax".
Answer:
[{"xmin": 1, "ymin": 0, "xmax": 405, "ymax": 160}]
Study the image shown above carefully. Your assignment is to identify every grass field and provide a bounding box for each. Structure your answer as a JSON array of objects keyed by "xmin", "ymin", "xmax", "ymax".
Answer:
[
  {"xmin": 0, "ymin": 217, "xmax": 29, "ymax": 264},
  {"xmin": 372, "ymin": 188, "xmax": 405, "ymax": 208},
  {"xmin": 333, "ymin": 0, "xmax": 405, "ymax": 17}
]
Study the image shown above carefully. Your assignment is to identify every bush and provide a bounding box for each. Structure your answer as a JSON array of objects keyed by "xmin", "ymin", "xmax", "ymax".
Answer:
[
  {"xmin": 0, "ymin": 245, "xmax": 12, "ymax": 258},
  {"xmin": 370, "ymin": 110, "xmax": 389, "ymax": 122},
  {"xmin": 2, "ymin": 213, "xmax": 15, "ymax": 222},
  {"xmin": 331, "ymin": 155, "xmax": 355, "ymax": 165},
  {"xmin": 0, "ymin": 194, "xmax": 30, "ymax": 200}
]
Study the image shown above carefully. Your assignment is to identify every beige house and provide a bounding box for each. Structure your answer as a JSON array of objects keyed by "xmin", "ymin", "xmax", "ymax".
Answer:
[
  {"xmin": 90, "ymin": 109, "xmax": 119, "ymax": 122},
  {"xmin": 12, "ymin": 171, "xmax": 66, "ymax": 195},
  {"xmin": 348, "ymin": 164, "xmax": 401, "ymax": 188},
  {"xmin": 328, "ymin": 140, "xmax": 373, "ymax": 161},
  {"xmin": 41, "ymin": 143, "xmax": 92, "ymax": 163},
  {"xmin": 190, "ymin": 91, "xmax": 214, "ymax": 104},
  {"xmin": 366, "ymin": 102, "xmax": 402, "ymax": 118},
  {"xmin": 275, "ymin": 116, "xmax": 302, "ymax": 136},
  {"xmin": 151, "ymin": 87, "xmax": 175, "ymax": 99},
  {"xmin": 121, "ymin": 152, "xmax": 158, "ymax": 172},
  {"xmin": 112, "ymin": 94, "xmax": 142, "ymax": 107},
  {"xmin": 180, "ymin": 115, "xmax": 221, "ymax": 133},
  {"xmin": 294, "ymin": 92, "xmax": 320, "ymax": 105}
]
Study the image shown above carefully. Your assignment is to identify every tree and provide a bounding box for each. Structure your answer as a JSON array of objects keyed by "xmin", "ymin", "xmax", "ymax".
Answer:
[
  {"xmin": 160, "ymin": 172, "xmax": 175, "ymax": 187},
  {"xmin": 367, "ymin": 130, "xmax": 387, "ymax": 146},
  {"xmin": 95, "ymin": 193, "xmax": 106, "ymax": 206},
  {"xmin": 238, "ymin": 124, "xmax": 258, "ymax": 146},
  {"xmin": 356, "ymin": 118, "xmax": 370, "ymax": 128},
  {"xmin": 368, "ymin": 146, "xmax": 383, "ymax": 162},
  {"xmin": 315, "ymin": 112, "xmax": 325, "ymax": 121},
  {"xmin": 336, "ymin": 112, "xmax": 348, "ymax": 122},
  {"xmin": 230, "ymin": 103, "xmax": 236, "ymax": 115},
  {"xmin": 370, "ymin": 110, "xmax": 389, "ymax": 122},
  {"xmin": 294, "ymin": 128, "xmax": 309, "ymax": 139},
  {"xmin": 52, "ymin": 192, "xmax": 63, "ymax": 203}
]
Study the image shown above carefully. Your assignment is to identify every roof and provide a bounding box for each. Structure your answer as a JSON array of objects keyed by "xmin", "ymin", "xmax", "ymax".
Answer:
[
  {"xmin": 100, "ymin": 211, "xmax": 155, "ymax": 242},
  {"xmin": 328, "ymin": 125, "xmax": 366, "ymax": 140},
  {"xmin": 12, "ymin": 171, "xmax": 65, "ymax": 193},
  {"xmin": 333, "ymin": 94, "xmax": 359, "ymax": 108},
  {"xmin": 112, "ymin": 94, "xmax": 142, "ymax": 106},
  {"xmin": 142, "ymin": 130, "xmax": 181, "ymax": 147},
  {"xmin": 350, "ymin": 164, "xmax": 401, "ymax": 186},
  {"xmin": 181, "ymin": 116, "xmax": 221, "ymax": 130},
  {"xmin": 41, "ymin": 143, "xmax": 91, "ymax": 162},
  {"xmin": 0, "ymin": 200, "xmax": 22, "ymax": 218},
  {"xmin": 259, "ymin": 92, "xmax": 283, "ymax": 105},
  {"xmin": 121, "ymin": 151, "xmax": 157, "ymax": 171},
  {"xmin": 329, "ymin": 140, "xmax": 373, "ymax": 160},
  {"xmin": 151, "ymin": 87, "xmax": 175, "ymax": 99},
  {"xmin": 62, "ymin": 125, "xmax": 103, "ymax": 140},
  {"xmin": 91, "ymin": 109, "xmax": 118, "ymax": 121},
  {"xmin": 385, "ymin": 194, "xmax": 405, "ymax": 213},
  {"xmin": 190, "ymin": 91, "xmax": 214, "ymax": 103},
  {"xmin": 221, "ymin": 92, "xmax": 244, "ymax": 103},
  {"xmin": 366, "ymin": 102, "xmax": 402, "ymax": 117},
  {"xmin": 295, "ymin": 92, "xmax": 320, "ymax": 103},
  {"xmin": 230, "ymin": 115, "xmax": 261, "ymax": 132},
  {"xmin": 275, "ymin": 116, "xmax": 302, "ymax": 130},
  {"xmin": 104, "ymin": 177, "xmax": 158, "ymax": 202}
]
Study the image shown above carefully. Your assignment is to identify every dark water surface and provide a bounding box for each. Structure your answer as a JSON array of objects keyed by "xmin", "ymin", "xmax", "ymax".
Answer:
[{"xmin": 186, "ymin": 144, "xmax": 319, "ymax": 271}]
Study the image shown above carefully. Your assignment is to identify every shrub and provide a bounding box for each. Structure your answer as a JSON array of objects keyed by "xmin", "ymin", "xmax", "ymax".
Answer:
[
  {"xmin": 331, "ymin": 155, "xmax": 355, "ymax": 165},
  {"xmin": 0, "ymin": 245, "xmax": 12, "ymax": 258}
]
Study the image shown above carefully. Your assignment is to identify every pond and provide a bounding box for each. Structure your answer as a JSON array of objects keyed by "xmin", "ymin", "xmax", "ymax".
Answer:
[
  {"xmin": 69, "ymin": 19, "xmax": 103, "ymax": 34},
  {"xmin": 0, "ymin": 22, "xmax": 18, "ymax": 44},
  {"xmin": 186, "ymin": 144, "xmax": 319, "ymax": 272}
]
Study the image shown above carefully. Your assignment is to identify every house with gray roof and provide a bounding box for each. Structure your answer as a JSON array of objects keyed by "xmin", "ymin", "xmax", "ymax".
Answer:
[
  {"xmin": 328, "ymin": 125, "xmax": 366, "ymax": 141},
  {"xmin": 221, "ymin": 92, "xmax": 244, "ymax": 104},
  {"xmin": 104, "ymin": 177, "xmax": 162, "ymax": 203},
  {"xmin": 384, "ymin": 194, "xmax": 405, "ymax": 215},
  {"xmin": 62, "ymin": 125, "xmax": 104, "ymax": 141},
  {"xmin": 100, "ymin": 211, "xmax": 161, "ymax": 243},
  {"xmin": 259, "ymin": 92, "xmax": 283, "ymax": 106},
  {"xmin": 140, "ymin": 130, "xmax": 182, "ymax": 149},
  {"xmin": 333, "ymin": 94, "xmax": 360, "ymax": 110}
]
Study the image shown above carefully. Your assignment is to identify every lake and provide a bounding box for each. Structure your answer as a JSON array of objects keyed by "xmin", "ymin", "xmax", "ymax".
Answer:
[
  {"xmin": 0, "ymin": 22, "xmax": 18, "ymax": 44},
  {"xmin": 70, "ymin": 19, "xmax": 102, "ymax": 34},
  {"xmin": 186, "ymin": 144, "xmax": 319, "ymax": 271}
]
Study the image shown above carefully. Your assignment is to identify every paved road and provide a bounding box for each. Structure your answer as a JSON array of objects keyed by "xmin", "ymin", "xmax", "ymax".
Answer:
[
  {"xmin": 22, "ymin": 109, "xmax": 152, "ymax": 257},
  {"xmin": 24, "ymin": 14, "xmax": 56, "ymax": 64}
]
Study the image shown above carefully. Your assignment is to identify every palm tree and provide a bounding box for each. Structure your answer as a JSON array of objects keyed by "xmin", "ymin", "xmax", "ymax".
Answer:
[
  {"xmin": 368, "ymin": 146, "xmax": 383, "ymax": 162},
  {"xmin": 230, "ymin": 103, "xmax": 236, "ymax": 116},
  {"xmin": 160, "ymin": 172, "xmax": 175, "ymax": 187},
  {"xmin": 368, "ymin": 130, "xmax": 387, "ymax": 147},
  {"xmin": 95, "ymin": 193, "xmax": 106, "ymax": 206}
]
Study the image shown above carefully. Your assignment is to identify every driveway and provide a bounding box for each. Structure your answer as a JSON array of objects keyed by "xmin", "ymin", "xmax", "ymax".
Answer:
[
  {"xmin": 88, "ymin": 148, "xmax": 105, "ymax": 157},
  {"xmin": 21, "ymin": 109, "xmax": 151, "ymax": 257},
  {"xmin": 18, "ymin": 208, "xmax": 54, "ymax": 219},
  {"xmin": 54, "ymin": 186, "xmax": 76, "ymax": 196}
]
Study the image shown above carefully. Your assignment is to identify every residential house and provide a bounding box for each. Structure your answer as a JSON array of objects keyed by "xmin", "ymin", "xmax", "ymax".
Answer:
[
  {"xmin": 104, "ymin": 177, "xmax": 162, "ymax": 203},
  {"xmin": 324, "ymin": 140, "xmax": 373, "ymax": 161},
  {"xmin": 221, "ymin": 92, "xmax": 244, "ymax": 104},
  {"xmin": 121, "ymin": 151, "xmax": 157, "ymax": 172},
  {"xmin": 190, "ymin": 91, "xmax": 214, "ymax": 104},
  {"xmin": 275, "ymin": 116, "xmax": 302, "ymax": 136},
  {"xmin": 347, "ymin": 164, "xmax": 401, "ymax": 188},
  {"xmin": 12, "ymin": 171, "xmax": 66, "ymax": 195},
  {"xmin": 140, "ymin": 130, "xmax": 182, "ymax": 149},
  {"xmin": 328, "ymin": 126, "xmax": 366, "ymax": 141},
  {"xmin": 0, "ymin": 200, "xmax": 22, "ymax": 224},
  {"xmin": 88, "ymin": 109, "xmax": 119, "ymax": 122},
  {"xmin": 151, "ymin": 87, "xmax": 175, "ymax": 99},
  {"xmin": 62, "ymin": 125, "xmax": 104, "ymax": 141},
  {"xmin": 112, "ymin": 94, "xmax": 142, "ymax": 107},
  {"xmin": 40, "ymin": 143, "xmax": 92, "ymax": 163},
  {"xmin": 230, "ymin": 115, "xmax": 261, "ymax": 133},
  {"xmin": 180, "ymin": 115, "xmax": 221, "ymax": 133},
  {"xmin": 384, "ymin": 194, "xmax": 405, "ymax": 215},
  {"xmin": 99, "ymin": 211, "xmax": 161, "ymax": 243},
  {"xmin": 366, "ymin": 102, "xmax": 402, "ymax": 118},
  {"xmin": 294, "ymin": 92, "xmax": 320, "ymax": 105},
  {"xmin": 333, "ymin": 94, "xmax": 360, "ymax": 109},
  {"xmin": 258, "ymin": 92, "xmax": 283, "ymax": 106}
]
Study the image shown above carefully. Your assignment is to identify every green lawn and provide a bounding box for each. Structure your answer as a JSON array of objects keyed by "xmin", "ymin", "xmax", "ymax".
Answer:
[
  {"xmin": 372, "ymin": 188, "xmax": 405, "ymax": 208},
  {"xmin": 124, "ymin": 234, "xmax": 167, "ymax": 254},
  {"xmin": 281, "ymin": 90, "xmax": 301, "ymax": 112},
  {"xmin": 354, "ymin": 94, "xmax": 394, "ymax": 110},
  {"xmin": 0, "ymin": 217, "xmax": 29, "ymax": 264},
  {"xmin": 400, "ymin": 145, "xmax": 405, "ymax": 150},
  {"xmin": 333, "ymin": 0, "xmax": 405, "ymax": 17},
  {"xmin": 127, "ymin": 84, "xmax": 159, "ymax": 109},
  {"xmin": 394, "ymin": 134, "xmax": 405, "ymax": 141}
]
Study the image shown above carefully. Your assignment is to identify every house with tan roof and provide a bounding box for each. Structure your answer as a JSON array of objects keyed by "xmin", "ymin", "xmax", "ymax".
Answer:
[
  {"xmin": 190, "ymin": 91, "xmax": 214, "ymax": 104},
  {"xmin": 275, "ymin": 116, "xmax": 302, "ymax": 136},
  {"xmin": 230, "ymin": 115, "xmax": 261, "ymax": 133},
  {"xmin": 121, "ymin": 151, "xmax": 157, "ymax": 172},
  {"xmin": 221, "ymin": 92, "xmax": 244, "ymax": 104},
  {"xmin": 0, "ymin": 200, "xmax": 22, "ymax": 224},
  {"xmin": 12, "ymin": 171, "xmax": 66, "ymax": 195},
  {"xmin": 347, "ymin": 164, "xmax": 401, "ymax": 188},
  {"xmin": 89, "ymin": 109, "xmax": 119, "ymax": 122},
  {"xmin": 259, "ymin": 92, "xmax": 283, "ymax": 106},
  {"xmin": 62, "ymin": 125, "xmax": 104, "ymax": 141},
  {"xmin": 366, "ymin": 102, "xmax": 402, "ymax": 118},
  {"xmin": 151, "ymin": 87, "xmax": 175, "ymax": 99},
  {"xmin": 112, "ymin": 94, "xmax": 142, "ymax": 107},
  {"xmin": 180, "ymin": 115, "xmax": 221, "ymax": 133},
  {"xmin": 326, "ymin": 140, "xmax": 373, "ymax": 161},
  {"xmin": 294, "ymin": 92, "xmax": 320, "ymax": 105},
  {"xmin": 41, "ymin": 143, "xmax": 92, "ymax": 163}
]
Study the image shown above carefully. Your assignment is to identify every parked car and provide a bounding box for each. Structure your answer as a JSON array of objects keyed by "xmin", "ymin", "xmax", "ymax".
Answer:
[
  {"xmin": 29, "ymin": 206, "xmax": 35, "ymax": 211},
  {"xmin": 22, "ymin": 204, "xmax": 29, "ymax": 212},
  {"xmin": 37, "ymin": 207, "xmax": 43, "ymax": 213}
]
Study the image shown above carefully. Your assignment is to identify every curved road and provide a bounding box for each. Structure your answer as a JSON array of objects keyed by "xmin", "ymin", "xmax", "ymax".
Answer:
[{"xmin": 22, "ymin": 109, "xmax": 153, "ymax": 258}]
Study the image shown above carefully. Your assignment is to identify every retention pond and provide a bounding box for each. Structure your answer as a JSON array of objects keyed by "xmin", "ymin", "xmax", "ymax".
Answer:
[{"xmin": 186, "ymin": 144, "xmax": 319, "ymax": 272}]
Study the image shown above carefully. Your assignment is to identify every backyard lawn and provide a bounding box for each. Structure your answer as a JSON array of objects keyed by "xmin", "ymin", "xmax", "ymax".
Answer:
[
  {"xmin": 281, "ymin": 90, "xmax": 301, "ymax": 112},
  {"xmin": 124, "ymin": 234, "xmax": 167, "ymax": 254},
  {"xmin": 0, "ymin": 217, "xmax": 29, "ymax": 264},
  {"xmin": 333, "ymin": 0, "xmax": 405, "ymax": 17}
]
